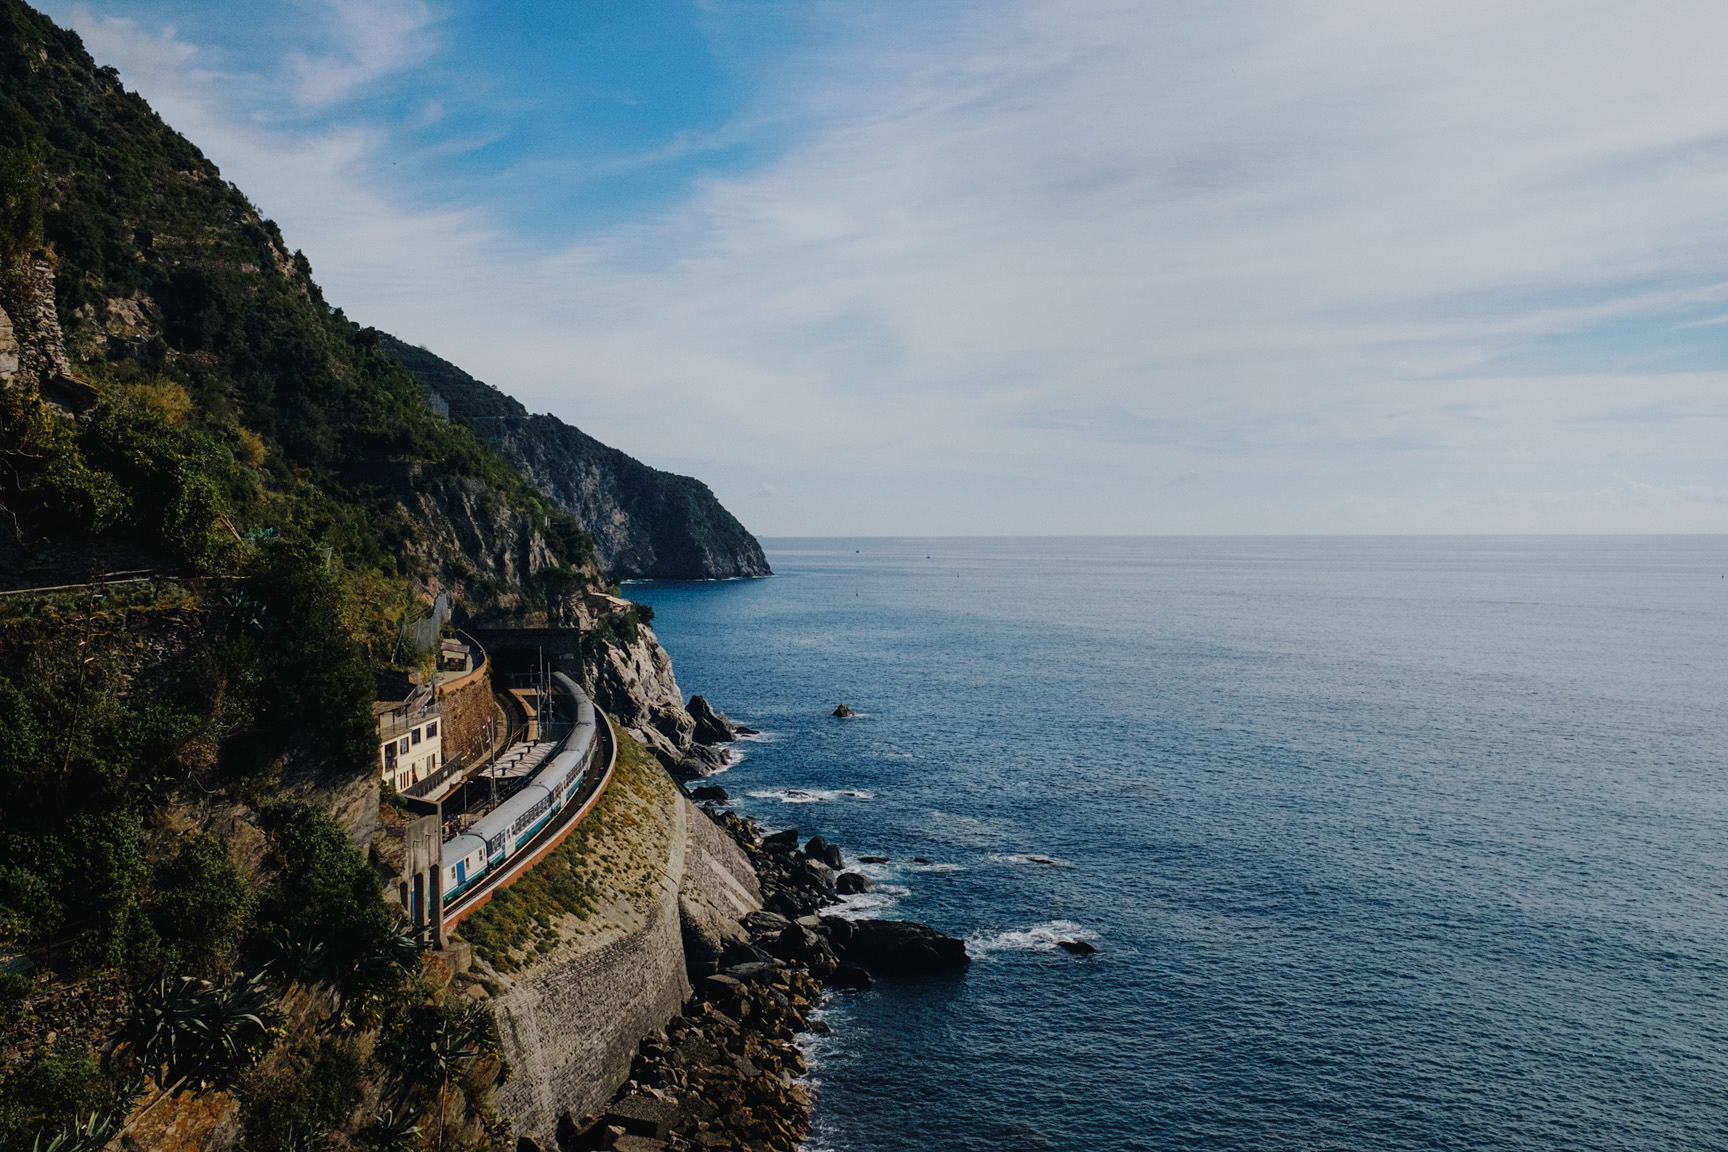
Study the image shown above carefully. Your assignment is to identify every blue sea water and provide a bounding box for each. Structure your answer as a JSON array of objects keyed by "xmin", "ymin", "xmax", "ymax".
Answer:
[{"xmin": 629, "ymin": 537, "xmax": 1728, "ymax": 1152}]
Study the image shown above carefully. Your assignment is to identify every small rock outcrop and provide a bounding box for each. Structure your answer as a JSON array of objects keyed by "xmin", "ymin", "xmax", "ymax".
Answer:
[
  {"xmin": 832, "ymin": 703, "xmax": 855, "ymax": 717},
  {"xmin": 691, "ymin": 784, "xmax": 729, "ymax": 802},
  {"xmin": 687, "ymin": 695, "xmax": 735, "ymax": 744},
  {"xmin": 1058, "ymin": 939, "xmax": 1098, "ymax": 955},
  {"xmin": 842, "ymin": 919, "xmax": 972, "ymax": 978},
  {"xmin": 802, "ymin": 835, "xmax": 844, "ymax": 871},
  {"xmin": 760, "ymin": 828, "xmax": 799, "ymax": 854}
]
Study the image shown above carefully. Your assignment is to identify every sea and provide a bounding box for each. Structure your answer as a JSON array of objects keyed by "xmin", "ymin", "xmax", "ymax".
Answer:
[{"xmin": 628, "ymin": 537, "xmax": 1728, "ymax": 1152}]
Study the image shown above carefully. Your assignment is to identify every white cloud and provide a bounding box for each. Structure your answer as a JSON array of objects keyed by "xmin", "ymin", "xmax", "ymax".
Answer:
[{"xmin": 41, "ymin": 0, "xmax": 1728, "ymax": 533}]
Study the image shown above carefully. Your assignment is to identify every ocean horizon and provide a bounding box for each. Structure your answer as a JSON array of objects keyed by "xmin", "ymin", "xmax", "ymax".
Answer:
[{"xmin": 634, "ymin": 535, "xmax": 1728, "ymax": 1152}]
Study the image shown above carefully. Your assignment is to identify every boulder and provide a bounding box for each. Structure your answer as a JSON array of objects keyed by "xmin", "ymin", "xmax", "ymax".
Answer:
[
  {"xmin": 722, "ymin": 961, "xmax": 781, "ymax": 984},
  {"xmin": 832, "ymin": 703, "xmax": 855, "ymax": 718},
  {"xmin": 766, "ymin": 891, "xmax": 817, "ymax": 919},
  {"xmin": 829, "ymin": 961, "xmax": 874, "ymax": 990},
  {"xmin": 687, "ymin": 695, "xmax": 737, "ymax": 744},
  {"xmin": 1057, "ymin": 940, "xmax": 1097, "ymax": 955},
  {"xmin": 692, "ymin": 784, "xmax": 730, "ymax": 802},
  {"xmin": 718, "ymin": 940, "xmax": 777, "ymax": 968},
  {"xmin": 768, "ymin": 924, "xmax": 834, "ymax": 966},
  {"xmin": 672, "ymin": 743, "xmax": 730, "ymax": 779},
  {"xmin": 835, "ymin": 872, "xmax": 874, "ymax": 895},
  {"xmin": 858, "ymin": 855, "xmax": 890, "ymax": 864},
  {"xmin": 742, "ymin": 910, "xmax": 791, "ymax": 935},
  {"xmin": 818, "ymin": 915, "xmax": 855, "ymax": 946},
  {"xmin": 797, "ymin": 859, "xmax": 836, "ymax": 889},
  {"xmin": 804, "ymin": 835, "xmax": 845, "ymax": 870},
  {"xmin": 701, "ymin": 973, "xmax": 748, "ymax": 1003},
  {"xmin": 842, "ymin": 919, "xmax": 971, "ymax": 978},
  {"xmin": 761, "ymin": 828, "xmax": 799, "ymax": 853}
]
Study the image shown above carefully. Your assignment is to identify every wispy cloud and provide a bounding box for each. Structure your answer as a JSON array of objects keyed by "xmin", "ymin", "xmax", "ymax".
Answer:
[{"xmin": 40, "ymin": 0, "xmax": 1728, "ymax": 532}]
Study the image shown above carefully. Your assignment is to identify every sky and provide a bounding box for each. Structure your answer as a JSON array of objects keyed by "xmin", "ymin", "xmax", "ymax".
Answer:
[{"xmin": 35, "ymin": 0, "xmax": 1728, "ymax": 535}]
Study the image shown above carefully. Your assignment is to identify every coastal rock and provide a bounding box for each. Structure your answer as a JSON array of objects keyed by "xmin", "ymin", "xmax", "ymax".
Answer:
[
  {"xmin": 797, "ymin": 859, "xmax": 837, "ymax": 889},
  {"xmin": 832, "ymin": 703, "xmax": 855, "ymax": 718},
  {"xmin": 743, "ymin": 910, "xmax": 791, "ymax": 934},
  {"xmin": 835, "ymin": 872, "xmax": 874, "ymax": 895},
  {"xmin": 723, "ymin": 961, "xmax": 781, "ymax": 984},
  {"xmin": 803, "ymin": 835, "xmax": 845, "ymax": 870},
  {"xmin": 692, "ymin": 784, "xmax": 730, "ymax": 802},
  {"xmin": 761, "ymin": 828, "xmax": 799, "ymax": 853},
  {"xmin": 680, "ymin": 893, "xmax": 750, "ymax": 974},
  {"xmin": 1058, "ymin": 940, "xmax": 1097, "ymax": 955},
  {"xmin": 842, "ymin": 920, "xmax": 971, "ymax": 978},
  {"xmin": 687, "ymin": 695, "xmax": 736, "ymax": 744},
  {"xmin": 858, "ymin": 855, "xmax": 890, "ymax": 864},
  {"xmin": 672, "ymin": 742, "xmax": 730, "ymax": 780},
  {"xmin": 830, "ymin": 961, "xmax": 874, "ymax": 990}
]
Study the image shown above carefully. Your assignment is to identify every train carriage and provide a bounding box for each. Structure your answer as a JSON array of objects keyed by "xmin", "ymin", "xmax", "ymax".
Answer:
[{"xmin": 439, "ymin": 672, "xmax": 602, "ymax": 903}]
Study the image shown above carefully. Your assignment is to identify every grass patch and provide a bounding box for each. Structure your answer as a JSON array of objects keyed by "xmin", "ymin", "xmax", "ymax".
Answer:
[{"xmin": 457, "ymin": 720, "xmax": 664, "ymax": 972}]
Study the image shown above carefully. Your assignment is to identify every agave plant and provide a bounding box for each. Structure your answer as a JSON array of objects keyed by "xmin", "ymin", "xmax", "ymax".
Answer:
[
  {"xmin": 355, "ymin": 1106, "xmax": 423, "ymax": 1152},
  {"xmin": 257, "ymin": 927, "xmax": 330, "ymax": 985},
  {"xmin": 117, "ymin": 973, "xmax": 278, "ymax": 1087},
  {"xmin": 274, "ymin": 1125, "xmax": 330, "ymax": 1152},
  {"xmin": 30, "ymin": 1110, "xmax": 115, "ymax": 1152},
  {"xmin": 334, "ymin": 919, "xmax": 425, "ymax": 1030}
]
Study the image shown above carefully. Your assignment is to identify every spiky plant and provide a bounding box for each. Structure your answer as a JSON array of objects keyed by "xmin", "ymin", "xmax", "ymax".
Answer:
[{"xmin": 116, "ymin": 973, "xmax": 278, "ymax": 1088}]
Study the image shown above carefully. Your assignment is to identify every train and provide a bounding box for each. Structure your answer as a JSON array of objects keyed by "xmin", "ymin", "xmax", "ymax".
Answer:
[{"xmin": 440, "ymin": 671, "xmax": 601, "ymax": 904}]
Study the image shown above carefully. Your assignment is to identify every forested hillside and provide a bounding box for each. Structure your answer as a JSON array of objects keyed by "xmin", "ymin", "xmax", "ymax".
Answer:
[{"xmin": 0, "ymin": 2, "xmax": 705, "ymax": 1146}]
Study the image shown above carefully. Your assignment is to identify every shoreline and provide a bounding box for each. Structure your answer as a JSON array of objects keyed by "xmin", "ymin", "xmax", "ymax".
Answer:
[{"xmin": 560, "ymin": 800, "xmax": 969, "ymax": 1152}]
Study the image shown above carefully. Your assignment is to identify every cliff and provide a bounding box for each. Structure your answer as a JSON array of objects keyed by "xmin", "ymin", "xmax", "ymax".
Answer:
[{"xmin": 380, "ymin": 336, "xmax": 772, "ymax": 582}]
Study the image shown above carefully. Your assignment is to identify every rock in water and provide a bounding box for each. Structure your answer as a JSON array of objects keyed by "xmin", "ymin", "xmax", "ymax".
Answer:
[
  {"xmin": 832, "ymin": 703, "xmax": 855, "ymax": 717},
  {"xmin": 842, "ymin": 919, "xmax": 971, "ymax": 978},
  {"xmin": 1057, "ymin": 939, "xmax": 1097, "ymax": 955},
  {"xmin": 687, "ymin": 695, "xmax": 736, "ymax": 744},
  {"xmin": 835, "ymin": 872, "xmax": 875, "ymax": 895},
  {"xmin": 761, "ymin": 828, "xmax": 799, "ymax": 853},
  {"xmin": 692, "ymin": 784, "xmax": 730, "ymax": 801},
  {"xmin": 798, "ymin": 859, "xmax": 837, "ymax": 890},
  {"xmin": 858, "ymin": 855, "xmax": 890, "ymax": 864},
  {"xmin": 804, "ymin": 835, "xmax": 845, "ymax": 870}
]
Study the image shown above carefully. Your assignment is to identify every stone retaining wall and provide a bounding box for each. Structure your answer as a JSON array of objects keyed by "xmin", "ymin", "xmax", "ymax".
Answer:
[{"xmin": 490, "ymin": 748, "xmax": 760, "ymax": 1143}]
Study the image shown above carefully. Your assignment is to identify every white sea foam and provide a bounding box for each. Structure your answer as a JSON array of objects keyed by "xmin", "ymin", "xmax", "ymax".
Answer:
[
  {"xmin": 990, "ymin": 853, "xmax": 1073, "ymax": 868},
  {"xmin": 828, "ymin": 884, "xmax": 910, "ymax": 920},
  {"xmin": 967, "ymin": 920, "xmax": 1100, "ymax": 958},
  {"xmin": 908, "ymin": 861, "xmax": 965, "ymax": 873},
  {"xmin": 746, "ymin": 787, "xmax": 875, "ymax": 804}
]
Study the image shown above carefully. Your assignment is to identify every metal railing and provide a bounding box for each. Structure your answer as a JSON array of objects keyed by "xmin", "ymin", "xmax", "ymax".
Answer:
[{"xmin": 404, "ymin": 752, "xmax": 465, "ymax": 799}]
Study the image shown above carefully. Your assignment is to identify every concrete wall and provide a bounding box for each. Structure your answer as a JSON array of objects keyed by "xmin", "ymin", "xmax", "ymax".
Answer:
[{"xmin": 491, "ymin": 782, "xmax": 760, "ymax": 1143}]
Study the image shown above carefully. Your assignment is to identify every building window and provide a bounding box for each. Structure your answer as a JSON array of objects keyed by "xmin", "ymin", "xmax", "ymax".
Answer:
[
  {"xmin": 426, "ymin": 721, "xmax": 438, "ymax": 739},
  {"xmin": 411, "ymin": 727, "xmax": 422, "ymax": 745},
  {"xmin": 398, "ymin": 737, "xmax": 410, "ymax": 755}
]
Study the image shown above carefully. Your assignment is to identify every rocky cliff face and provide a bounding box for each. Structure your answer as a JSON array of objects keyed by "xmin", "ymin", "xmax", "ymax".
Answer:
[{"xmin": 380, "ymin": 336, "xmax": 771, "ymax": 582}]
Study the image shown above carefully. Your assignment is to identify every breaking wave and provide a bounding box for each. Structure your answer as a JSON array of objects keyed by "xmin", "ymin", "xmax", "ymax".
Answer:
[{"xmin": 966, "ymin": 920, "xmax": 1100, "ymax": 958}]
